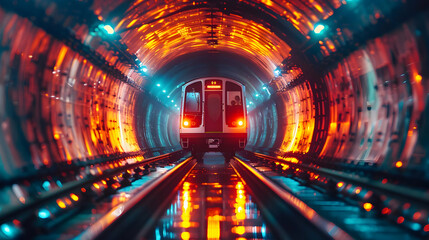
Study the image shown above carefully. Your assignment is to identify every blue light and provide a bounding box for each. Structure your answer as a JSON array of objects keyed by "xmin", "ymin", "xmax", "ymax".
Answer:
[
  {"xmin": 249, "ymin": 101, "xmax": 253, "ymax": 104},
  {"xmin": 1, "ymin": 224, "xmax": 10, "ymax": 234},
  {"xmin": 174, "ymin": 104, "xmax": 177, "ymax": 107},
  {"xmin": 274, "ymin": 67, "xmax": 282, "ymax": 77},
  {"xmin": 261, "ymin": 223, "xmax": 266, "ymax": 238},
  {"xmin": 162, "ymin": 90, "xmax": 166, "ymax": 93},
  {"xmin": 100, "ymin": 24, "xmax": 115, "ymax": 35},
  {"xmin": 38, "ymin": 209, "xmax": 51, "ymax": 219},
  {"xmin": 1, "ymin": 223, "xmax": 19, "ymax": 238},
  {"xmin": 56, "ymin": 180, "xmax": 62, "ymax": 188},
  {"xmin": 255, "ymin": 94, "xmax": 259, "ymax": 97},
  {"xmin": 171, "ymin": 100, "xmax": 174, "ymax": 103},
  {"xmin": 167, "ymin": 95, "xmax": 170, "ymax": 98},
  {"xmin": 155, "ymin": 228, "xmax": 161, "ymax": 240},
  {"xmin": 142, "ymin": 66, "xmax": 148, "ymax": 73},
  {"xmin": 262, "ymin": 86, "xmax": 267, "ymax": 90},
  {"xmin": 42, "ymin": 181, "xmax": 51, "ymax": 191},
  {"xmin": 156, "ymin": 83, "xmax": 161, "ymax": 87},
  {"xmin": 314, "ymin": 24, "xmax": 325, "ymax": 34},
  {"xmin": 247, "ymin": 105, "xmax": 249, "ymax": 108},
  {"xmin": 409, "ymin": 223, "xmax": 421, "ymax": 231}
]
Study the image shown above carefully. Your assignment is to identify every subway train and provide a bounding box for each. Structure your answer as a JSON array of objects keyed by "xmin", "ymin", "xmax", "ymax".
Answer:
[{"xmin": 179, "ymin": 77, "xmax": 247, "ymax": 158}]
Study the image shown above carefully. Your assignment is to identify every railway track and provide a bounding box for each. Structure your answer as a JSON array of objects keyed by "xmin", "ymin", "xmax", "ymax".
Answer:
[
  {"xmin": 74, "ymin": 152, "xmax": 354, "ymax": 239},
  {"xmin": 237, "ymin": 151, "xmax": 428, "ymax": 239},
  {"xmin": 4, "ymin": 150, "xmax": 425, "ymax": 239},
  {"xmin": 0, "ymin": 150, "xmax": 188, "ymax": 239}
]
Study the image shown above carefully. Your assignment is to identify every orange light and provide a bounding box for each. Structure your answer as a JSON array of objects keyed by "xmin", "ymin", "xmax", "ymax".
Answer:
[
  {"xmin": 337, "ymin": 182, "xmax": 344, "ymax": 188},
  {"xmin": 363, "ymin": 202, "xmax": 373, "ymax": 212},
  {"xmin": 70, "ymin": 193, "xmax": 79, "ymax": 201},
  {"xmin": 183, "ymin": 120, "xmax": 189, "ymax": 127},
  {"xmin": 238, "ymin": 120, "xmax": 244, "ymax": 126},
  {"xmin": 207, "ymin": 213, "xmax": 221, "ymax": 239},
  {"xmin": 207, "ymin": 85, "xmax": 221, "ymax": 89},
  {"xmin": 232, "ymin": 226, "xmax": 245, "ymax": 235},
  {"xmin": 57, "ymin": 199, "xmax": 66, "ymax": 209},
  {"xmin": 395, "ymin": 161, "xmax": 403, "ymax": 168},
  {"xmin": 181, "ymin": 232, "xmax": 190, "ymax": 240},
  {"xmin": 415, "ymin": 74, "xmax": 422, "ymax": 83}
]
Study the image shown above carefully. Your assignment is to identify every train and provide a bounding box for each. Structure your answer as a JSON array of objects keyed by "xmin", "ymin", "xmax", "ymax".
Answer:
[{"xmin": 179, "ymin": 77, "xmax": 247, "ymax": 159}]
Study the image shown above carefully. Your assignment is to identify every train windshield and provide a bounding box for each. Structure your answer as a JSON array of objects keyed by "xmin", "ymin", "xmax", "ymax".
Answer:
[
  {"xmin": 183, "ymin": 81, "xmax": 202, "ymax": 127},
  {"xmin": 185, "ymin": 92, "xmax": 200, "ymax": 112},
  {"xmin": 225, "ymin": 81, "xmax": 245, "ymax": 127}
]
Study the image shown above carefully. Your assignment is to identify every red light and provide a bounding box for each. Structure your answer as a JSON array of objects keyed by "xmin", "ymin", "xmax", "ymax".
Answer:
[
  {"xmin": 381, "ymin": 207, "xmax": 390, "ymax": 215},
  {"xmin": 183, "ymin": 120, "xmax": 189, "ymax": 127},
  {"xmin": 238, "ymin": 120, "xmax": 243, "ymax": 126}
]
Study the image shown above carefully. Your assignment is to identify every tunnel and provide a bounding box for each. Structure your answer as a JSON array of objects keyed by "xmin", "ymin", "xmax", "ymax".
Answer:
[{"xmin": 0, "ymin": 0, "xmax": 429, "ymax": 239}]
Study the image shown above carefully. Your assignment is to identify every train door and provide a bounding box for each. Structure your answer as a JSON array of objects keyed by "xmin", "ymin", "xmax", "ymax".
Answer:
[{"xmin": 204, "ymin": 80, "xmax": 223, "ymax": 132}]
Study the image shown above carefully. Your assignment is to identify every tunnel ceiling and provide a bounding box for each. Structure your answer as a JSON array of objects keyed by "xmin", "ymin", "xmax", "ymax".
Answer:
[
  {"xmin": 90, "ymin": 0, "xmax": 340, "ymax": 95},
  {"xmin": 149, "ymin": 50, "xmax": 273, "ymax": 102}
]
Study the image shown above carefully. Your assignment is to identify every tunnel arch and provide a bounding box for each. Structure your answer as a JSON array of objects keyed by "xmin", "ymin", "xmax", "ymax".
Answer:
[{"xmin": 0, "ymin": 2, "xmax": 429, "ymax": 234}]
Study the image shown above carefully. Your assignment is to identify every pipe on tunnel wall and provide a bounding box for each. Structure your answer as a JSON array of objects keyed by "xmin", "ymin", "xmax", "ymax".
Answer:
[
  {"xmin": 0, "ymin": 7, "xmax": 179, "ymax": 188},
  {"xmin": 246, "ymin": 12, "xmax": 429, "ymax": 174}
]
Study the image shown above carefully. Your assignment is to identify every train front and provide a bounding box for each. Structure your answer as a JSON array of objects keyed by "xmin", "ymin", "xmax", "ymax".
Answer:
[{"xmin": 179, "ymin": 78, "xmax": 247, "ymax": 156}]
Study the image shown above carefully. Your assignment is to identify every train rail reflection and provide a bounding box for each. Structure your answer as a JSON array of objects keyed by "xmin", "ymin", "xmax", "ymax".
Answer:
[{"xmin": 150, "ymin": 152, "xmax": 271, "ymax": 239}]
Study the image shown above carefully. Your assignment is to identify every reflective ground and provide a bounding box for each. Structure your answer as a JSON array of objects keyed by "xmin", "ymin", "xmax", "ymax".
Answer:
[
  {"xmin": 34, "ymin": 165, "xmax": 175, "ymax": 240},
  {"xmin": 150, "ymin": 153, "xmax": 272, "ymax": 239}
]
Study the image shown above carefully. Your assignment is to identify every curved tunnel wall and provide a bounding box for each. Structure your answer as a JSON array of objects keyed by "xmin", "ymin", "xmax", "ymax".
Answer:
[
  {"xmin": 0, "ymin": 0, "xmax": 428, "ymax": 223},
  {"xmin": 247, "ymin": 12, "xmax": 429, "ymax": 176},
  {"xmin": 0, "ymin": 7, "xmax": 178, "ymax": 189}
]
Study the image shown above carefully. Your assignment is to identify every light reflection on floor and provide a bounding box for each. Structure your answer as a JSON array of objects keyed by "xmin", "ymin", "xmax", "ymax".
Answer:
[
  {"xmin": 37, "ymin": 165, "xmax": 174, "ymax": 239},
  {"xmin": 151, "ymin": 153, "xmax": 272, "ymax": 239}
]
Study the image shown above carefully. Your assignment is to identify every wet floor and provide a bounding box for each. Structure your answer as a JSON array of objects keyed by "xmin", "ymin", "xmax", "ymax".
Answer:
[
  {"xmin": 150, "ymin": 152, "xmax": 272, "ymax": 239},
  {"xmin": 35, "ymin": 164, "xmax": 176, "ymax": 240}
]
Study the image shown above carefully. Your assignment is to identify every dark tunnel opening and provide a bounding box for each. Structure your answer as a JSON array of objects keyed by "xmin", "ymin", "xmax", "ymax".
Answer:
[{"xmin": 0, "ymin": 0, "xmax": 429, "ymax": 238}]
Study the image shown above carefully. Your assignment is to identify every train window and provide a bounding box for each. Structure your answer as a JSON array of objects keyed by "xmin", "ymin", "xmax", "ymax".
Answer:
[
  {"xmin": 185, "ymin": 92, "xmax": 201, "ymax": 112},
  {"xmin": 225, "ymin": 82, "xmax": 244, "ymax": 127},
  {"xmin": 227, "ymin": 91, "xmax": 242, "ymax": 106},
  {"xmin": 183, "ymin": 82, "xmax": 202, "ymax": 127}
]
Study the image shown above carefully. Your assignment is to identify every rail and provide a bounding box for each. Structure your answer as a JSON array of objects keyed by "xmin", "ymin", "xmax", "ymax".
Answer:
[
  {"xmin": 79, "ymin": 157, "xmax": 197, "ymax": 239},
  {"xmin": 242, "ymin": 151, "xmax": 429, "ymax": 209},
  {"xmin": 0, "ymin": 150, "xmax": 187, "ymax": 224},
  {"xmin": 231, "ymin": 156, "xmax": 352, "ymax": 240}
]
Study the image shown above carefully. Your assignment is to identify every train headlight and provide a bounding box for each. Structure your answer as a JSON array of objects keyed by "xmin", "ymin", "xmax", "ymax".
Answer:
[
  {"xmin": 238, "ymin": 120, "xmax": 244, "ymax": 126},
  {"xmin": 183, "ymin": 120, "xmax": 189, "ymax": 127}
]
